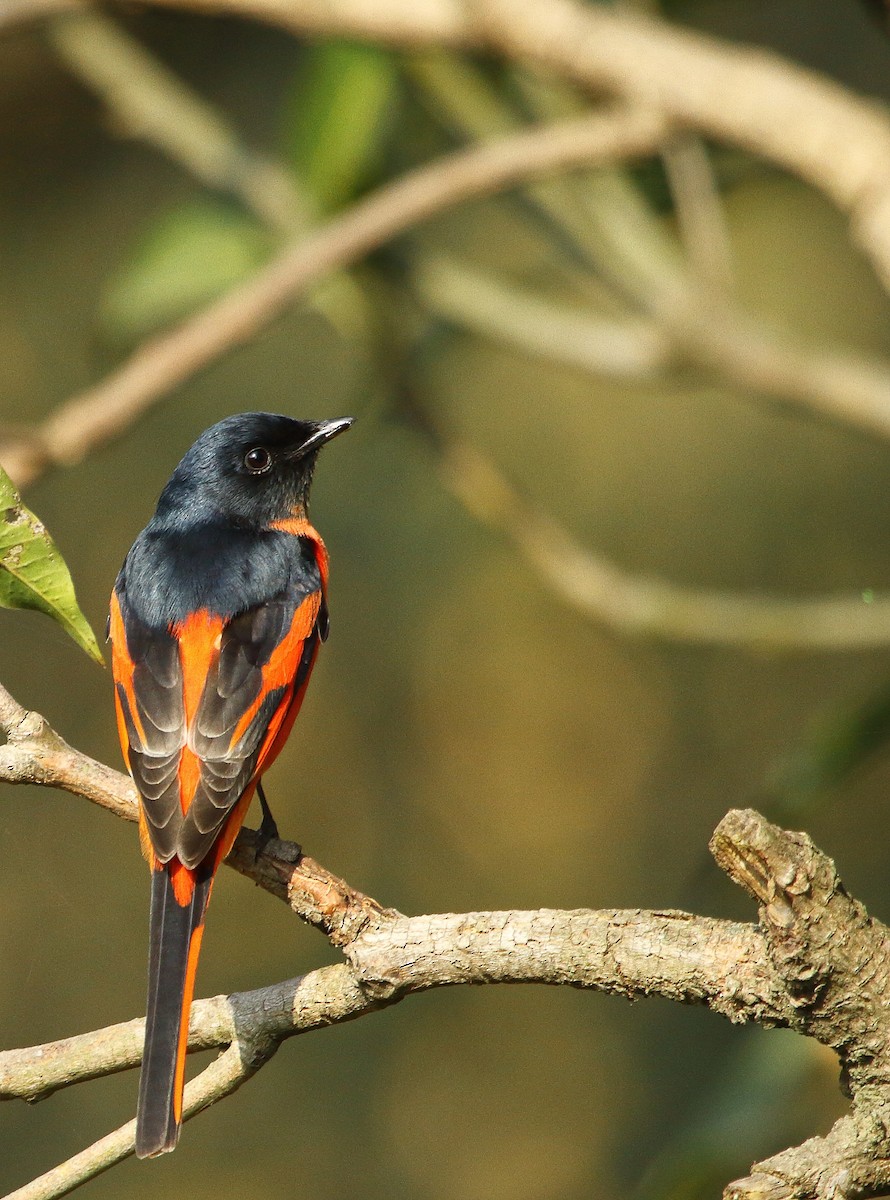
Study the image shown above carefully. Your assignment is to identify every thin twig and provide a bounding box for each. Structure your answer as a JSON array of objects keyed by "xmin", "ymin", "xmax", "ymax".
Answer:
[
  {"xmin": 408, "ymin": 55, "xmax": 890, "ymax": 442},
  {"xmin": 44, "ymin": 8, "xmax": 374, "ymax": 344},
  {"xmin": 9, "ymin": 0, "xmax": 890, "ymax": 294},
  {"xmin": 619, "ymin": 0, "xmax": 734, "ymax": 292},
  {"xmin": 412, "ymin": 255, "xmax": 671, "ymax": 376},
  {"xmin": 411, "ymin": 253, "xmax": 890, "ymax": 437},
  {"xmin": 115, "ymin": 0, "xmax": 890, "ymax": 302}
]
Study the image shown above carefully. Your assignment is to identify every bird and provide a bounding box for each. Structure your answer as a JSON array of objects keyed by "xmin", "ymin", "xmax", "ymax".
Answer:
[{"xmin": 108, "ymin": 412, "xmax": 352, "ymax": 1159}]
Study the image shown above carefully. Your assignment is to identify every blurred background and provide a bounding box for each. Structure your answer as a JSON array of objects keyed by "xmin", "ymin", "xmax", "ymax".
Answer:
[{"xmin": 2, "ymin": 0, "xmax": 890, "ymax": 1196}]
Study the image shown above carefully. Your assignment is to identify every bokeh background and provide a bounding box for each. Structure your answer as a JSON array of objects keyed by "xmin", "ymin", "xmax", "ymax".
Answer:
[{"xmin": 2, "ymin": 1, "xmax": 890, "ymax": 1196}]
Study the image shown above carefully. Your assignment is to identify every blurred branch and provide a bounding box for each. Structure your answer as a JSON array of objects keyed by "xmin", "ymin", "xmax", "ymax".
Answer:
[
  {"xmin": 3, "ymin": 5, "xmax": 890, "ymax": 660},
  {"xmin": 0, "ymin": 0, "xmax": 80, "ymax": 26},
  {"xmin": 56, "ymin": 0, "xmax": 889, "ymax": 298},
  {"xmin": 36, "ymin": 0, "xmax": 878, "ymax": 304},
  {"xmin": 412, "ymin": 255, "xmax": 672, "ymax": 377},
  {"xmin": 407, "ymin": 416, "xmax": 890, "ymax": 650},
  {"xmin": 407, "ymin": 52, "xmax": 685, "ymax": 308},
  {"xmin": 3, "ymin": 0, "xmax": 890, "ymax": 444},
  {"xmin": 409, "ymin": 55, "xmax": 890, "ymax": 442},
  {"xmin": 411, "ymin": 254, "xmax": 890, "ymax": 449},
  {"xmin": 3, "ymin": 0, "xmax": 889, "ymax": 474},
  {"xmin": 619, "ymin": 0, "xmax": 735, "ymax": 293},
  {"xmin": 43, "ymin": 9, "xmax": 373, "ymax": 343},
  {"xmin": 0, "ymin": 105, "xmax": 667, "ymax": 489},
  {"xmin": 659, "ymin": 133, "xmax": 735, "ymax": 295},
  {"xmin": 45, "ymin": 10, "xmax": 308, "ymax": 234}
]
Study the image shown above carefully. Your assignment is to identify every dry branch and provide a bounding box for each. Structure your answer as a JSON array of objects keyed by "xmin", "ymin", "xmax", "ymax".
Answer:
[
  {"xmin": 0, "ymin": 681, "xmax": 388, "ymax": 937},
  {"xmin": 6, "ymin": 676, "xmax": 890, "ymax": 1198}
]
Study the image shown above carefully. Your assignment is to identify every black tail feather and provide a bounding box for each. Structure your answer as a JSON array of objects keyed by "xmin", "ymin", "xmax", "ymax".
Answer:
[{"xmin": 136, "ymin": 865, "xmax": 212, "ymax": 1159}]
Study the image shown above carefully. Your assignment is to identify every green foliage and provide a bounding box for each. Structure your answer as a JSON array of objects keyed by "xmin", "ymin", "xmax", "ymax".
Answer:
[
  {"xmin": 285, "ymin": 41, "xmax": 398, "ymax": 213},
  {"xmin": 766, "ymin": 684, "xmax": 890, "ymax": 816},
  {"xmin": 0, "ymin": 465, "xmax": 103, "ymax": 664},
  {"xmin": 101, "ymin": 200, "xmax": 270, "ymax": 341}
]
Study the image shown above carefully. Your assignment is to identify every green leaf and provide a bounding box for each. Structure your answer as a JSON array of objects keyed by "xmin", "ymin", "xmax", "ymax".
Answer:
[
  {"xmin": 286, "ymin": 41, "xmax": 398, "ymax": 213},
  {"xmin": 0, "ymin": 466, "xmax": 104, "ymax": 665},
  {"xmin": 101, "ymin": 200, "xmax": 270, "ymax": 342}
]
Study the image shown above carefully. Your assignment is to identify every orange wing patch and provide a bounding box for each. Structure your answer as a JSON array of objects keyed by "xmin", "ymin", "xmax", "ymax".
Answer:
[
  {"xmin": 168, "ymin": 858, "xmax": 199, "ymax": 906},
  {"xmin": 228, "ymin": 591, "xmax": 320, "ymax": 751},
  {"xmin": 256, "ymin": 638, "xmax": 321, "ymax": 775},
  {"xmin": 109, "ymin": 591, "xmax": 147, "ymax": 759},
  {"xmin": 173, "ymin": 610, "xmax": 225, "ymax": 727},
  {"xmin": 171, "ymin": 610, "xmax": 224, "ymax": 814}
]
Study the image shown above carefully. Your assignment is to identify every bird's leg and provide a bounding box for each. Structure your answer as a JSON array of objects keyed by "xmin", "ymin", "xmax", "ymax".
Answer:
[
  {"xmin": 257, "ymin": 780, "xmax": 279, "ymax": 840},
  {"xmin": 254, "ymin": 780, "xmax": 280, "ymax": 860}
]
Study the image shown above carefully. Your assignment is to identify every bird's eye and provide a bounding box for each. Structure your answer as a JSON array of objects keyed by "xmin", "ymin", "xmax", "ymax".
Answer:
[{"xmin": 244, "ymin": 447, "xmax": 272, "ymax": 474}]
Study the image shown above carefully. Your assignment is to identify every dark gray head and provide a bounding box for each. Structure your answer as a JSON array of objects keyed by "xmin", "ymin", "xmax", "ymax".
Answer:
[{"xmin": 153, "ymin": 412, "xmax": 353, "ymax": 529}]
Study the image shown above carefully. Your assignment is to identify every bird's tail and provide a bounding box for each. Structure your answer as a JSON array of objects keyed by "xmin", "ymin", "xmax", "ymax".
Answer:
[{"xmin": 136, "ymin": 863, "xmax": 213, "ymax": 1159}]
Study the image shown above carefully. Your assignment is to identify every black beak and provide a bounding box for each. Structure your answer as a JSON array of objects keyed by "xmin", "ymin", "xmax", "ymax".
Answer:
[{"xmin": 293, "ymin": 417, "xmax": 354, "ymax": 458}]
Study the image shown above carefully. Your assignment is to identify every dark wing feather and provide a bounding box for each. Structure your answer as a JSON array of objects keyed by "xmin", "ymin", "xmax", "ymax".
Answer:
[
  {"xmin": 111, "ymin": 589, "xmax": 186, "ymax": 862},
  {"xmin": 113, "ymin": 531, "xmax": 325, "ymax": 870},
  {"xmin": 175, "ymin": 591, "xmax": 323, "ymax": 869}
]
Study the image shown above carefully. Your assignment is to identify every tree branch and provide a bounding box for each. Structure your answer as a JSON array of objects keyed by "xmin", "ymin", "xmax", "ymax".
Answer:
[
  {"xmin": 408, "ymin": 53, "xmax": 890, "ymax": 447},
  {"xmin": 411, "ymin": 253, "xmax": 890, "ymax": 446},
  {"xmin": 3, "ymin": 5, "xmax": 890, "ymax": 1195},
  {"xmin": 4, "ymin": 4, "xmax": 890, "ymax": 651},
  {"xmin": 5, "ymin": 793, "xmax": 890, "ymax": 1199},
  {"xmin": 4, "ymin": 1041, "xmax": 271, "ymax": 1200},
  {"xmin": 6, "ymin": 665, "xmax": 890, "ymax": 1197},
  {"xmin": 0, "ymin": 907, "xmax": 785, "ymax": 1108},
  {"xmin": 46, "ymin": 10, "xmax": 307, "ymax": 234},
  {"xmin": 0, "ymin": 0, "xmax": 888, "ymax": 484},
  {"xmin": 127, "ymin": 0, "xmax": 890, "ymax": 295},
  {"xmin": 7, "ymin": 0, "xmax": 890, "ymax": 481}
]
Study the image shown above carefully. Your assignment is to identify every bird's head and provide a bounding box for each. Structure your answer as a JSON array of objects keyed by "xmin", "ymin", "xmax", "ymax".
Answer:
[{"xmin": 155, "ymin": 412, "xmax": 353, "ymax": 530}]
